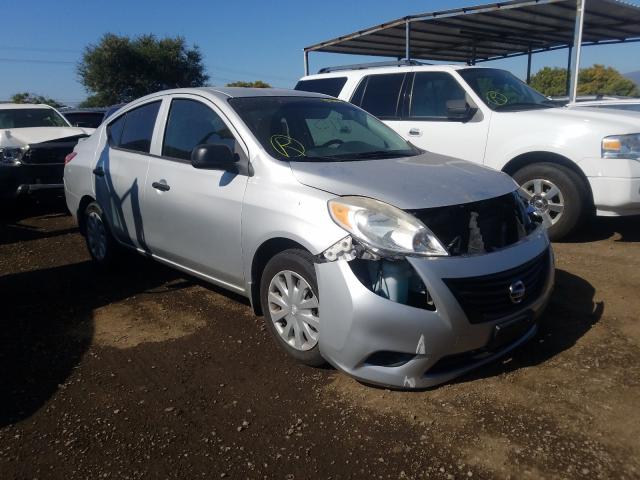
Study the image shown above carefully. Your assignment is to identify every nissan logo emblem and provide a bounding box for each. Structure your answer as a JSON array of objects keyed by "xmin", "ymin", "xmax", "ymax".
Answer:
[{"xmin": 509, "ymin": 280, "xmax": 526, "ymax": 304}]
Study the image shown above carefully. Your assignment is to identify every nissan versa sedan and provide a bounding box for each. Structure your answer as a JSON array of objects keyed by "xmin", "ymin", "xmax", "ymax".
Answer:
[{"xmin": 64, "ymin": 87, "xmax": 554, "ymax": 389}]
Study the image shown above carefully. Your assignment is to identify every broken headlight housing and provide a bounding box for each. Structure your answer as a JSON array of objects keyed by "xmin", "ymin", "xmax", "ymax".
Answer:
[
  {"xmin": 327, "ymin": 196, "xmax": 448, "ymax": 259},
  {"xmin": 0, "ymin": 146, "xmax": 27, "ymax": 166}
]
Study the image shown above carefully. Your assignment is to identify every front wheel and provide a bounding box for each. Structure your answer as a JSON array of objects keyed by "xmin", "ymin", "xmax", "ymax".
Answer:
[
  {"xmin": 513, "ymin": 163, "xmax": 589, "ymax": 241},
  {"xmin": 260, "ymin": 249, "xmax": 325, "ymax": 367}
]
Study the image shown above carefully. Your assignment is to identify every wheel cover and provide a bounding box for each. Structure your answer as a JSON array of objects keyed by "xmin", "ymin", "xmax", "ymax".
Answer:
[
  {"xmin": 519, "ymin": 178, "xmax": 565, "ymax": 228},
  {"xmin": 267, "ymin": 270, "xmax": 320, "ymax": 351},
  {"xmin": 86, "ymin": 211, "xmax": 107, "ymax": 261}
]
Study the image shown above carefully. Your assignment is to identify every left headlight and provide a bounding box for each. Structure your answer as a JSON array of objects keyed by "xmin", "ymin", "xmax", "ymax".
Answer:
[
  {"xmin": 328, "ymin": 196, "xmax": 448, "ymax": 258},
  {"xmin": 602, "ymin": 133, "xmax": 640, "ymax": 160},
  {"xmin": 0, "ymin": 146, "xmax": 27, "ymax": 165}
]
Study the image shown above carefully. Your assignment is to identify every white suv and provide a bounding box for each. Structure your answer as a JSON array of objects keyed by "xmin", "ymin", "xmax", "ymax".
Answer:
[{"xmin": 296, "ymin": 65, "xmax": 640, "ymax": 240}]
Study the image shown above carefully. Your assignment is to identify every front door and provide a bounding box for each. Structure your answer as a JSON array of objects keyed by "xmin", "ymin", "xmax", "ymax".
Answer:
[
  {"xmin": 142, "ymin": 96, "xmax": 248, "ymax": 290},
  {"xmin": 392, "ymin": 71, "xmax": 491, "ymax": 164}
]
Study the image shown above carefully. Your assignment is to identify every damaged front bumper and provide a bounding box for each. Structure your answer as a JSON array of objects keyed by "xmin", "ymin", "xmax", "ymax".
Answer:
[
  {"xmin": 0, "ymin": 162, "xmax": 64, "ymax": 199},
  {"xmin": 315, "ymin": 227, "xmax": 553, "ymax": 389}
]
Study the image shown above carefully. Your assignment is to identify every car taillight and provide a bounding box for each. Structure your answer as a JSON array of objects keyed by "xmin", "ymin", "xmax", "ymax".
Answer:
[{"xmin": 64, "ymin": 152, "xmax": 77, "ymax": 164}]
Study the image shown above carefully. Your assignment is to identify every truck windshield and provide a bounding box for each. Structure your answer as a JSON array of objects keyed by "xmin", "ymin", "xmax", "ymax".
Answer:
[
  {"xmin": 0, "ymin": 108, "xmax": 70, "ymax": 129},
  {"xmin": 228, "ymin": 96, "xmax": 420, "ymax": 162},
  {"xmin": 458, "ymin": 68, "xmax": 555, "ymax": 111}
]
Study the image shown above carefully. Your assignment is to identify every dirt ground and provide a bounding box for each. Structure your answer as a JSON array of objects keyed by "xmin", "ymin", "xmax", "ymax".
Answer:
[{"xmin": 1, "ymin": 197, "xmax": 639, "ymax": 480}]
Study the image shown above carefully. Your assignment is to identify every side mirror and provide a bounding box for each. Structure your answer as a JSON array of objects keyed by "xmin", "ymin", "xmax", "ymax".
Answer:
[
  {"xmin": 191, "ymin": 144, "xmax": 239, "ymax": 170},
  {"xmin": 446, "ymin": 99, "xmax": 476, "ymax": 121}
]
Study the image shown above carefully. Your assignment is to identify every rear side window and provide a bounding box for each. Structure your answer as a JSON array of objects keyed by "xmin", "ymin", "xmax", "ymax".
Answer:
[
  {"xmin": 409, "ymin": 72, "xmax": 467, "ymax": 119},
  {"xmin": 162, "ymin": 99, "xmax": 237, "ymax": 160},
  {"xmin": 111, "ymin": 101, "xmax": 161, "ymax": 153},
  {"xmin": 294, "ymin": 77, "xmax": 347, "ymax": 97},
  {"xmin": 351, "ymin": 73, "xmax": 405, "ymax": 119}
]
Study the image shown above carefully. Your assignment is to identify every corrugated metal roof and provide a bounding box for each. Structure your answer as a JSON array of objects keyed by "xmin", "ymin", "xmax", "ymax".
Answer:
[{"xmin": 304, "ymin": 0, "xmax": 640, "ymax": 64}]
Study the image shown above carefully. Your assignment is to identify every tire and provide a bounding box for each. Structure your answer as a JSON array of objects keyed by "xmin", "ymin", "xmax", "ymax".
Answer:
[
  {"xmin": 83, "ymin": 201, "xmax": 120, "ymax": 267},
  {"xmin": 513, "ymin": 162, "xmax": 589, "ymax": 241},
  {"xmin": 260, "ymin": 249, "xmax": 325, "ymax": 367}
]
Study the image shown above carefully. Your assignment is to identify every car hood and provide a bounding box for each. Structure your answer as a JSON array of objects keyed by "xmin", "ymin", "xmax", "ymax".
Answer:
[
  {"xmin": 498, "ymin": 106, "xmax": 640, "ymax": 133},
  {"xmin": 0, "ymin": 127, "xmax": 94, "ymax": 148},
  {"xmin": 289, "ymin": 152, "xmax": 517, "ymax": 210}
]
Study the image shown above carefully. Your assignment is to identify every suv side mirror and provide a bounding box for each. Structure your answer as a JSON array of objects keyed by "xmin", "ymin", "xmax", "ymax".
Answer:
[
  {"xmin": 191, "ymin": 144, "xmax": 239, "ymax": 170},
  {"xmin": 446, "ymin": 99, "xmax": 476, "ymax": 121}
]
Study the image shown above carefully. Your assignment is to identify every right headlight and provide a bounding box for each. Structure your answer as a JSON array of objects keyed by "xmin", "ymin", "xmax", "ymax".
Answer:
[
  {"xmin": 601, "ymin": 133, "xmax": 640, "ymax": 159},
  {"xmin": 0, "ymin": 146, "xmax": 27, "ymax": 165},
  {"xmin": 328, "ymin": 196, "xmax": 448, "ymax": 258}
]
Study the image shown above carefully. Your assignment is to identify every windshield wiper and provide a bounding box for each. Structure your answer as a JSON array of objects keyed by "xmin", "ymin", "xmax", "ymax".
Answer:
[
  {"xmin": 495, "ymin": 102, "xmax": 554, "ymax": 111},
  {"xmin": 332, "ymin": 150, "xmax": 416, "ymax": 160}
]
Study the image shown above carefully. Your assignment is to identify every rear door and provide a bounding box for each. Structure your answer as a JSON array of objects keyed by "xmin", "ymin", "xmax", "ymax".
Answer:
[
  {"xmin": 397, "ymin": 71, "xmax": 490, "ymax": 162},
  {"xmin": 142, "ymin": 95, "xmax": 249, "ymax": 290},
  {"xmin": 350, "ymin": 72, "xmax": 408, "ymax": 137},
  {"xmin": 96, "ymin": 100, "xmax": 161, "ymax": 250}
]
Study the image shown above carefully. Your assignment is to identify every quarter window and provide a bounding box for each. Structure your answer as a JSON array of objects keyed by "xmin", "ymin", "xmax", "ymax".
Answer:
[
  {"xmin": 294, "ymin": 77, "xmax": 347, "ymax": 97},
  {"xmin": 107, "ymin": 115, "xmax": 126, "ymax": 147},
  {"xmin": 409, "ymin": 72, "xmax": 467, "ymax": 119},
  {"xmin": 352, "ymin": 73, "xmax": 405, "ymax": 119},
  {"xmin": 116, "ymin": 101, "xmax": 161, "ymax": 153},
  {"xmin": 162, "ymin": 99, "xmax": 236, "ymax": 161}
]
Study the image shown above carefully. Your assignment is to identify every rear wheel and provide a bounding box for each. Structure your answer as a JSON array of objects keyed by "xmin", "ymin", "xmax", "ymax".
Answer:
[
  {"xmin": 513, "ymin": 162, "xmax": 589, "ymax": 241},
  {"xmin": 260, "ymin": 249, "xmax": 325, "ymax": 367},
  {"xmin": 84, "ymin": 201, "xmax": 119, "ymax": 266}
]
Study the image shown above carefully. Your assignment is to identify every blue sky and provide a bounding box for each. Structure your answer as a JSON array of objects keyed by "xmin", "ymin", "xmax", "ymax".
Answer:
[{"xmin": 1, "ymin": 0, "xmax": 639, "ymax": 105}]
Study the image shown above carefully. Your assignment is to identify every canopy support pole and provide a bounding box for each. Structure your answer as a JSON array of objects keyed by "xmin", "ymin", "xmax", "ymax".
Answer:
[
  {"xmin": 405, "ymin": 20, "xmax": 411, "ymax": 60},
  {"xmin": 565, "ymin": 45, "xmax": 572, "ymax": 95},
  {"xmin": 526, "ymin": 46, "xmax": 532, "ymax": 83},
  {"xmin": 569, "ymin": 0, "xmax": 586, "ymax": 102},
  {"xmin": 304, "ymin": 50, "xmax": 309, "ymax": 76}
]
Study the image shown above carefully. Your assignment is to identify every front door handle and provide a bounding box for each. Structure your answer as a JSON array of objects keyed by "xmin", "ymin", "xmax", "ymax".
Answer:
[
  {"xmin": 408, "ymin": 128, "xmax": 422, "ymax": 136},
  {"xmin": 152, "ymin": 181, "xmax": 170, "ymax": 192},
  {"xmin": 92, "ymin": 166, "xmax": 105, "ymax": 177}
]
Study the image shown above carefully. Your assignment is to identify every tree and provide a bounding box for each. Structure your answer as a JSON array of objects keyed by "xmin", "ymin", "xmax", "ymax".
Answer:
[
  {"xmin": 225, "ymin": 80, "xmax": 271, "ymax": 88},
  {"xmin": 10, "ymin": 92, "xmax": 64, "ymax": 109},
  {"xmin": 530, "ymin": 64, "xmax": 640, "ymax": 97},
  {"xmin": 78, "ymin": 34, "xmax": 209, "ymax": 107}
]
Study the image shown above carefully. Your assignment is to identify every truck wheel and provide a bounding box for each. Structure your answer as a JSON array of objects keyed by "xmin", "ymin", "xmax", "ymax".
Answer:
[
  {"xmin": 84, "ymin": 201, "xmax": 120, "ymax": 266},
  {"xmin": 260, "ymin": 249, "xmax": 325, "ymax": 367},
  {"xmin": 513, "ymin": 162, "xmax": 588, "ymax": 241}
]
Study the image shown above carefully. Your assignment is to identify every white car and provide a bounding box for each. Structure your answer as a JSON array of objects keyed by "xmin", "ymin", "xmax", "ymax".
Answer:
[
  {"xmin": 296, "ymin": 65, "xmax": 640, "ymax": 240},
  {"xmin": 0, "ymin": 103, "xmax": 94, "ymax": 200}
]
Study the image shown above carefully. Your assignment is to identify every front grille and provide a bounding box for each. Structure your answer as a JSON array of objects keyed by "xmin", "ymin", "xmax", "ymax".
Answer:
[
  {"xmin": 22, "ymin": 137, "xmax": 85, "ymax": 165},
  {"xmin": 443, "ymin": 249, "xmax": 550, "ymax": 324},
  {"xmin": 410, "ymin": 192, "xmax": 536, "ymax": 256}
]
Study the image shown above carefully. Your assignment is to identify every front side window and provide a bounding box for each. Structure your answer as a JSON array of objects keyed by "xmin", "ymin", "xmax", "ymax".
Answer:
[
  {"xmin": 0, "ymin": 108, "xmax": 69, "ymax": 129},
  {"xmin": 352, "ymin": 73, "xmax": 406, "ymax": 119},
  {"xmin": 458, "ymin": 68, "xmax": 554, "ymax": 111},
  {"xmin": 410, "ymin": 72, "xmax": 467, "ymax": 119},
  {"xmin": 116, "ymin": 101, "xmax": 161, "ymax": 153},
  {"xmin": 162, "ymin": 99, "xmax": 236, "ymax": 160},
  {"xmin": 229, "ymin": 96, "xmax": 419, "ymax": 162},
  {"xmin": 294, "ymin": 77, "xmax": 347, "ymax": 97}
]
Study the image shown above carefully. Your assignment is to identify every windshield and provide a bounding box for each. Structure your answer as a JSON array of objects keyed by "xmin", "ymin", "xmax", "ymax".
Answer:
[
  {"xmin": 0, "ymin": 108, "xmax": 70, "ymax": 129},
  {"xmin": 458, "ymin": 68, "xmax": 555, "ymax": 111},
  {"xmin": 228, "ymin": 96, "xmax": 420, "ymax": 161}
]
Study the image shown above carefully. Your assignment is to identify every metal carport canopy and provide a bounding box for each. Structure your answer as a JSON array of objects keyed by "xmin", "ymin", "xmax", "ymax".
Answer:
[{"xmin": 303, "ymin": 0, "xmax": 640, "ymax": 101}]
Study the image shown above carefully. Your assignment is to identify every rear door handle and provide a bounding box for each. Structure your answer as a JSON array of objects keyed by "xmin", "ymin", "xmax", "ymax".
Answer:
[
  {"xmin": 408, "ymin": 128, "xmax": 421, "ymax": 136},
  {"xmin": 152, "ymin": 181, "xmax": 170, "ymax": 192},
  {"xmin": 92, "ymin": 166, "xmax": 105, "ymax": 177}
]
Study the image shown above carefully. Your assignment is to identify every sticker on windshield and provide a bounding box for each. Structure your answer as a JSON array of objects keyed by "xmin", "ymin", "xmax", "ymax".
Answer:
[
  {"xmin": 270, "ymin": 135, "xmax": 306, "ymax": 158},
  {"xmin": 486, "ymin": 91, "xmax": 508, "ymax": 106}
]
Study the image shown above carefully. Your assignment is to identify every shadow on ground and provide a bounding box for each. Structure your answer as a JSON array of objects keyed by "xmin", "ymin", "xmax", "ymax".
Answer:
[
  {"xmin": 0, "ymin": 255, "xmax": 189, "ymax": 428},
  {"xmin": 563, "ymin": 215, "xmax": 640, "ymax": 243},
  {"xmin": 455, "ymin": 268, "xmax": 602, "ymax": 385}
]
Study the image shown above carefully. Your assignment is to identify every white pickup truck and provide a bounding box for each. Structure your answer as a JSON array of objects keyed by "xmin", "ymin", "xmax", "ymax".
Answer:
[{"xmin": 296, "ymin": 64, "xmax": 640, "ymax": 240}]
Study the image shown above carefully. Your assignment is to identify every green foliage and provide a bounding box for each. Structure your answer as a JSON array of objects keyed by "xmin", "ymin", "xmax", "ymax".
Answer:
[
  {"xmin": 225, "ymin": 80, "xmax": 272, "ymax": 88},
  {"xmin": 10, "ymin": 92, "xmax": 64, "ymax": 109},
  {"xmin": 78, "ymin": 33, "xmax": 209, "ymax": 107},
  {"xmin": 530, "ymin": 64, "xmax": 640, "ymax": 97}
]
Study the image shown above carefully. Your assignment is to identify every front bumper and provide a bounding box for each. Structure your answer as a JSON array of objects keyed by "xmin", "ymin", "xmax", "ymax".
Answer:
[
  {"xmin": 316, "ymin": 228, "xmax": 553, "ymax": 389},
  {"xmin": 0, "ymin": 163, "xmax": 64, "ymax": 199},
  {"xmin": 577, "ymin": 157, "xmax": 640, "ymax": 216}
]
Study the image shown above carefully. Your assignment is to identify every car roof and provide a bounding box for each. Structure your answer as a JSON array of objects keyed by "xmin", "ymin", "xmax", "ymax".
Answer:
[
  {"xmin": 151, "ymin": 87, "xmax": 332, "ymax": 100},
  {"xmin": 0, "ymin": 103, "xmax": 55, "ymax": 110},
  {"xmin": 299, "ymin": 64, "xmax": 471, "ymax": 80}
]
